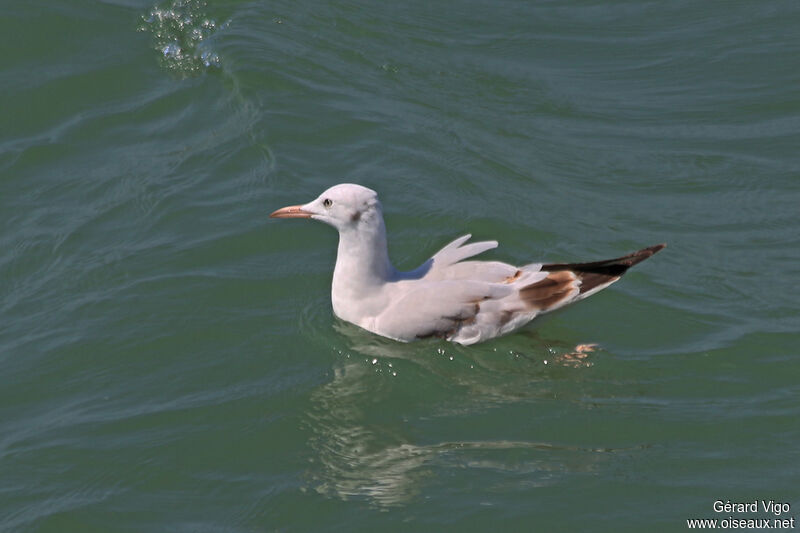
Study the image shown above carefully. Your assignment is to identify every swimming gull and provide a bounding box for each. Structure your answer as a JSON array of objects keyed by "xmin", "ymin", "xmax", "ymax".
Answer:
[{"xmin": 271, "ymin": 183, "xmax": 665, "ymax": 345}]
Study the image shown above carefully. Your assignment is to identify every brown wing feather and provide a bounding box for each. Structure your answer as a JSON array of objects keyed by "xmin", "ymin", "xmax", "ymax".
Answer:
[
  {"xmin": 519, "ymin": 244, "xmax": 665, "ymax": 311},
  {"xmin": 541, "ymin": 243, "xmax": 666, "ymax": 295},
  {"xmin": 519, "ymin": 270, "xmax": 578, "ymax": 309}
]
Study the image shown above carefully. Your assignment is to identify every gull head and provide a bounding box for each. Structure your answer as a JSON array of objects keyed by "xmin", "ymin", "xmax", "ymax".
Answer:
[{"xmin": 270, "ymin": 183, "xmax": 382, "ymax": 233}]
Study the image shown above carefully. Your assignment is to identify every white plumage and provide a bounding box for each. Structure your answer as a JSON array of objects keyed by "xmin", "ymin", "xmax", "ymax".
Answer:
[{"xmin": 271, "ymin": 183, "xmax": 664, "ymax": 345}]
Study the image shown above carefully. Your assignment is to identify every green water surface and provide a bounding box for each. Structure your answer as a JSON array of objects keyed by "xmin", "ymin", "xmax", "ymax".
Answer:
[{"xmin": 1, "ymin": 0, "xmax": 799, "ymax": 531}]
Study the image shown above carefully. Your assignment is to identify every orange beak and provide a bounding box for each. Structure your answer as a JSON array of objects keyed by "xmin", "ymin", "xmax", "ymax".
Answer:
[{"xmin": 270, "ymin": 204, "xmax": 313, "ymax": 219}]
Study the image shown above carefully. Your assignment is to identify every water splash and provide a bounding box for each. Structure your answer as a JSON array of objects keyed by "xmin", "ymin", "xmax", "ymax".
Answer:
[{"xmin": 139, "ymin": 0, "xmax": 225, "ymax": 76}]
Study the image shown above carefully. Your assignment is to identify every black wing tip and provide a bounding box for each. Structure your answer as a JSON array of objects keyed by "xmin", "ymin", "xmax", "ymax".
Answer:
[
  {"xmin": 531, "ymin": 243, "xmax": 666, "ymax": 298},
  {"xmin": 628, "ymin": 243, "xmax": 666, "ymax": 265},
  {"xmin": 646, "ymin": 243, "xmax": 667, "ymax": 254},
  {"xmin": 540, "ymin": 242, "xmax": 666, "ymax": 285},
  {"xmin": 542, "ymin": 243, "xmax": 666, "ymax": 271}
]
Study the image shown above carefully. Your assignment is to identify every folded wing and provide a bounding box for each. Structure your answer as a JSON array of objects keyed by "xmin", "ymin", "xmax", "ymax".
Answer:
[{"xmin": 375, "ymin": 280, "xmax": 513, "ymax": 342}]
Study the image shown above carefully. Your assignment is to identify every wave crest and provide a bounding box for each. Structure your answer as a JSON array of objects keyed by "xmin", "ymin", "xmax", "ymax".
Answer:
[{"xmin": 139, "ymin": 0, "xmax": 225, "ymax": 76}]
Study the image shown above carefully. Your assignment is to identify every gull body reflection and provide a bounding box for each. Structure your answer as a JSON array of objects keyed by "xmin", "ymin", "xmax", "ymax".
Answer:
[{"xmin": 303, "ymin": 321, "xmax": 618, "ymax": 507}]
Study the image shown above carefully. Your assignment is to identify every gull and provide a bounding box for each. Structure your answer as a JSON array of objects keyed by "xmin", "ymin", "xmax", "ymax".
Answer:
[{"xmin": 271, "ymin": 183, "xmax": 665, "ymax": 345}]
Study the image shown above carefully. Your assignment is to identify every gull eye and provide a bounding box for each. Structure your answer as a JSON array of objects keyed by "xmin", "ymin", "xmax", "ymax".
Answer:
[{"xmin": 323, "ymin": 198, "xmax": 332, "ymax": 208}]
